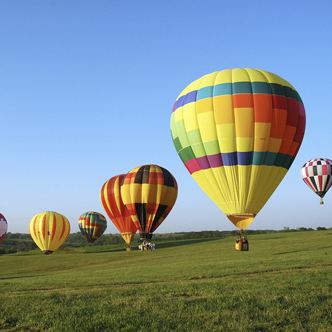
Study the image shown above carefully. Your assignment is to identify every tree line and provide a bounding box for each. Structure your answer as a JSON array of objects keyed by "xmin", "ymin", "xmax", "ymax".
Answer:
[{"xmin": 0, "ymin": 227, "xmax": 330, "ymax": 255}]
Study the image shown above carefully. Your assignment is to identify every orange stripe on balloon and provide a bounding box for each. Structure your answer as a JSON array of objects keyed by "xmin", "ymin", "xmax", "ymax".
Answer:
[
  {"xmin": 41, "ymin": 213, "xmax": 46, "ymax": 240},
  {"xmin": 51, "ymin": 214, "xmax": 57, "ymax": 241},
  {"xmin": 233, "ymin": 94, "xmax": 253, "ymax": 108},
  {"xmin": 253, "ymin": 94, "xmax": 272, "ymax": 123},
  {"xmin": 32, "ymin": 216, "xmax": 38, "ymax": 239},
  {"xmin": 59, "ymin": 216, "xmax": 66, "ymax": 241}
]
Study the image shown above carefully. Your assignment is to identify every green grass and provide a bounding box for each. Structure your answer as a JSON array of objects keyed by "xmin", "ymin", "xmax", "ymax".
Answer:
[{"xmin": 1, "ymin": 231, "xmax": 332, "ymax": 331}]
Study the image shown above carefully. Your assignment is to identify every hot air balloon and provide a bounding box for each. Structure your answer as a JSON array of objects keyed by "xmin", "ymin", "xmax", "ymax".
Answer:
[
  {"xmin": 78, "ymin": 211, "xmax": 107, "ymax": 243},
  {"xmin": 170, "ymin": 68, "xmax": 306, "ymax": 230},
  {"xmin": 0, "ymin": 214, "xmax": 8, "ymax": 244},
  {"xmin": 29, "ymin": 211, "xmax": 70, "ymax": 255},
  {"xmin": 100, "ymin": 175, "xmax": 137, "ymax": 247},
  {"xmin": 301, "ymin": 158, "xmax": 332, "ymax": 204},
  {"xmin": 120, "ymin": 164, "xmax": 178, "ymax": 240}
]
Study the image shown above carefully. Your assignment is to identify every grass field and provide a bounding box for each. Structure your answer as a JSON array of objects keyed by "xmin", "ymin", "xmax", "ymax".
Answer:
[{"xmin": 0, "ymin": 230, "xmax": 332, "ymax": 331}]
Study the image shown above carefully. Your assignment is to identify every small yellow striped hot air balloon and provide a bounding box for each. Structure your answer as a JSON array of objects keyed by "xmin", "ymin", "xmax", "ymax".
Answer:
[
  {"xmin": 100, "ymin": 174, "xmax": 137, "ymax": 246},
  {"xmin": 120, "ymin": 165, "xmax": 178, "ymax": 240},
  {"xmin": 29, "ymin": 211, "xmax": 70, "ymax": 255}
]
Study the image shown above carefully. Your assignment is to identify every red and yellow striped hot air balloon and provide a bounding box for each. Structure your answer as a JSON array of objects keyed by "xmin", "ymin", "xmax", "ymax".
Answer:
[
  {"xmin": 100, "ymin": 174, "xmax": 137, "ymax": 246},
  {"xmin": 171, "ymin": 68, "xmax": 306, "ymax": 230},
  {"xmin": 120, "ymin": 165, "xmax": 178, "ymax": 240},
  {"xmin": 29, "ymin": 211, "xmax": 70, "ymax": 255}
]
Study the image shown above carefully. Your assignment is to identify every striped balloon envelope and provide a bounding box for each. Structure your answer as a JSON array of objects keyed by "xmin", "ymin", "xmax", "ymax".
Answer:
[
  {"xmin": 301, "ymin": 158, "xmax": 332, "ymax": 204},
  {"xmin": 120, "ymin": 165, "xmax": 178, "ymax": 240},
  {"xmin": 0, "ymin": 213, "xmax": 7, "ymax": 244},
  {"xmin": 29, "ymin": 212, "xmax": 70, "ymax": 255},
  {"xmin": 78, "ymin": 212, "xmax": 107, "ymax": 243},
  {"xmin": 100, "ymin": 174, "xmax": 137, "ymax": 245},
  {"xmin": 171, "ymin": 68, "xmax": 306, "ymax": 229}
]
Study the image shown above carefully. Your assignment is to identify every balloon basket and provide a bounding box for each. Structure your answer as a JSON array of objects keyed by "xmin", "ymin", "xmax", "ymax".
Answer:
[
  {"xmin": 235, "ymin": 240, "xmax": 242, "ymax": 251},
  {"xmin": 126, "ymin": 248, "xmax": 132, "ymax": 251},
  {"xmin": 235, "ymin": 231, "xmax": 249, "ymax": 251},
  {"xmin": 140, "ymin": 232, "xmax": 153, "ymax": 240}
]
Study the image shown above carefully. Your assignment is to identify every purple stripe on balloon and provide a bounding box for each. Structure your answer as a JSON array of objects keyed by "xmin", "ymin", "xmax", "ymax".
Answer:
[
  {"xmin": 207, "ymin": 154, "xmax": 223, "ymax": 167},
  {"xmin": 172, "ymin": 101, "xmax": 177, "ymax": 113},
  {"xmin": 197, "ymin": 155, "xmax": 210, "ymax": 169},
  {"xmin": 185, "ymin": 151, "xmax": 254, "ymax": 175}
]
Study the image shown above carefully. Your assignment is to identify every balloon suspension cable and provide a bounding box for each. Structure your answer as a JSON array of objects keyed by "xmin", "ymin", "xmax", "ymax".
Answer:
[{"xmin": 236, "ymin": 229, "xmax": 244, "ymax": 239}]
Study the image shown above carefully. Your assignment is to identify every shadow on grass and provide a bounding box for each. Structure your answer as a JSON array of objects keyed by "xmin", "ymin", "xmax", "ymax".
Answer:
[
  {"xmin": 151, "ymin": 237, "xmax": 223, "ymax": 250},
  {"xmin": 273, "ymin": 250, "xmax": 302, "ymax": 255},
  {"xmin": 0, "ymin": 275, "xmax": 41, "ymax": 280},
  {"xmin": 83, "ymin": 247, "xmax": 131, "ymax": 254},
  {"xmin": 84, "ymin": 238, "xmax": 225, "ymax": 253},
  {"xmin": 258, "ymin": 237, "xmax": 285, "ymax": 241}
]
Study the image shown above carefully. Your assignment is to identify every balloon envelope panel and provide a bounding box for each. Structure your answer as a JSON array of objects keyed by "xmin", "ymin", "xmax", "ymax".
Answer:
[
  {"xmin": 0, "ymin": 214, "xmax": 7, "ymax": 244},
  {"xmin": 78, "ymin": 212, "xmax": 107, "ymax": 243},
  {"xmin": 301, "ymin": 158, "xmax": 332, "ymax": 201},
  {"xmin": 100, "ymin": 174, "xmax": 137, "ymax": 244},
  {"xmin": 29, "ymin": 212, "xmax": 70, "ymax": 254},
  {"xmin": 120, "ymin": 165, "xmax": 178, "ymax": 238},
  {"xmin": 171, "ymin": 68, "xmax": 306, "ymax": 229}
]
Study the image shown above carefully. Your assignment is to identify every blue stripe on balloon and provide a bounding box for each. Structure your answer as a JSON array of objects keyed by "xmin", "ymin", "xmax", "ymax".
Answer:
[
  {"xmin": 175, "ymin": 90, "xmax": 197, "ymax": 110},
  {"xmin": 221, "ymin": 152, "xmax": 237, "ymax": 166},
  {"xmin": 252, "ymin": 152, "xmax": 266, "ymax": 165},
  {"xmin": 193, "ymin": 151, "xmax": 294, "ymax": 169},
  {"xmin": 175, "ymin": 95, "xmax": 185, "ymax": 110},
  {"xmin": 238, "ymin": 151, "xmax": 253, "ymax": 165},
  {"xmin": 197, "ymin": 86, "xmax": 213, "ymax": 100},
  {"xmin": 175, "ymin": 81, "xmax": 286, "ymax": 110},
  {"xmin": 233, "ymin": 82, "xmax": 252, "ymax": 94},
  {"xmin": 221, "ymin": 152, "xmax": 253, "ymax": 166},
  {"xmin": 184, "ymin": 90, "xmax": 198, "ymax": 104},
  {"xmin": 213, "ymin": 83, "xmax": 232, "ymax": 96},
  {"xmin": 252, "ymin": 82, "xmax": 271, "ymax": 94}
]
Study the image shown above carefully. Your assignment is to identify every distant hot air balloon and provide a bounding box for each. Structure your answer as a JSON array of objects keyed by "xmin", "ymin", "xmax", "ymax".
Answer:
[
  {"xmin": 29, "ymin": 211, "xmax": 70, "ymax": 255},
  {"xmin": 171, "ymin": 68, "xmax": 306, "ymax": 230},
  {"xmin": 78, "ymin": 211, "xmax": 107, "ymax": 243},
  {"xmin": 100, "ymin": 175, "xmax": 137, "ymax": 246},
  {"xmin": 0, "ymin": 214, "xmax": 8, "ymax": 244},
  {"xmin": 301, "ymin": 158, "xmax": 332, "ymax": 204},
  {"xmin": 120, "ymin": 164, "xmax": 178, "ymax": 240}
]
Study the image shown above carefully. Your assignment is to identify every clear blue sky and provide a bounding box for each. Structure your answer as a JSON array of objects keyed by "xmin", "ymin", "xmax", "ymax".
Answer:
[{"xmin": 1, "ymin": 0, "xmax": 331, "ymax": 234}]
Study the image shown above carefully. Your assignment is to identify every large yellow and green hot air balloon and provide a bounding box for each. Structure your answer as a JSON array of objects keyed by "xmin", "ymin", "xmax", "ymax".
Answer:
[
  {"xmin": 120, "ymin": 165, "xmax": 178, "ymax": 240},
  {"xmin": 29, "ymin": 211, "xmax": 71, "ymax": 255},
  {"xmin": 100, "ymin": 174, "xmax": 137, "ymax": 246},
  {"xmin": 170, "ymin": 68, "xmax": 306, "ymax": 229}
]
